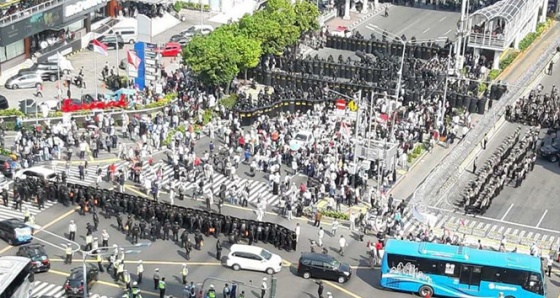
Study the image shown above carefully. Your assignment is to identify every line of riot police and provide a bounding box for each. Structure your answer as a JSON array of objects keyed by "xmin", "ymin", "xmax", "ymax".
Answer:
[
  {"xmin": 461, "ymin": 127, "xmax": 538, "ymax": 215},
  {"xmin": 39, "ymin": 182, "xmax": 299, "ymax": 255}
]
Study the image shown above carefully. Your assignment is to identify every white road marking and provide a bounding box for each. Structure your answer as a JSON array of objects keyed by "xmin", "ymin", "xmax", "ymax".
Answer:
[
  {"xmin": 423, "ymin": 28, "xmax": 431, "ymax": 34},
  {"xmin": 439, "ymin": 16, "xmax": 447, "ymax": 22},
  {"xmin": 500, "ymin": 203, "xmax": 514, "ymax": 221},
  {"xmin": 444, "ymin": 29, "xmax": 452, "ymax": 35},
  {"xmin": 536, "ymin": 209, "xmax": 548, "ymax": 228}
]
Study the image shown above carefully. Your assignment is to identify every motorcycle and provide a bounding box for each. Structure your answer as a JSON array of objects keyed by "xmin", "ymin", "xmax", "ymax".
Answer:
[{"xmin": 72, "ymin": 75, "xmax": 86, "ymax": 88}]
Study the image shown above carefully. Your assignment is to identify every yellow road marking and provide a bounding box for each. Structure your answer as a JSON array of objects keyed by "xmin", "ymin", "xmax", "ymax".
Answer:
[
  {"xmin": 0, "ymin": 208, "xmax": 77, "ymax": 254},
  {"xmin": 323, "ymin": 280, "xmax": 362, "ymax": 298},
  {"xmin": 48, "ymin": 269, "xmax": 160, "ymax": 296},
  {"xmin": 125, "ymin": 185, "xmax": 151, "ymax": 199}
]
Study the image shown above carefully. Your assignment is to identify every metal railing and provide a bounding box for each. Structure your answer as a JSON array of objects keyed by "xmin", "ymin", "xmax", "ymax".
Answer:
[
  {"xmin": 0, "ymin": 0, "xmax": 65, "ymax": 25},
  {"xmin": 467, "ymin": 33, "xmax": 507, "ymax": 48}
]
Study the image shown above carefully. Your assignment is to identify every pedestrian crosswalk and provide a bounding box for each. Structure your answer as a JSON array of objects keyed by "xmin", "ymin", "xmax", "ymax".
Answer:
[
  {"xmin": 399, "ymin": 209, "xmax": 560, "ymax": 251},
  {"xmin": 137, "ymin": 161, "xmax": 282, "ymax": 207},
  {"xmin": 31, "ymin": 280, "xmax": 65, "ymax": 297},
  {"xmin": 0, "ymin": 196, "xmax": 57, "ymax": 223},
  {"xmin": 49, "ymin": 163, "xmax": 128, "ymax": 187},
  {"xmin": 31, "ymin": 280, "xmax": 109, "ymax": 298}
]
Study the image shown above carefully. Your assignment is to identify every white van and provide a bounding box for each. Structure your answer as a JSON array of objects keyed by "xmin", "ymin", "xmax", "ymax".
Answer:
[
  {"xmin": 225, "ymin": 244, "xmax": 283, "ymax": 274},
  {"xmin": 107, "ymin": 27, "xmax": 137, "ymax": 44}
]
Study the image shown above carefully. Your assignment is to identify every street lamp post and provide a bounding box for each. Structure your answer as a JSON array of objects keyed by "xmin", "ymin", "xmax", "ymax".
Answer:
[{"xmin": 82, "ymin": 242, "xmax": 151, "ymax": 298}]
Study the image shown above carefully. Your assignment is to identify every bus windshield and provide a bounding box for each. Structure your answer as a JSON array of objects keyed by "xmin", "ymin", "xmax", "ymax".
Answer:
[
  {"xmin": 0, "ymin": 256, "xmax": 34, "ymax": 298},
  {"xmin": 379, "ymin": 240, "xmax": 545, "ymax": 298}
]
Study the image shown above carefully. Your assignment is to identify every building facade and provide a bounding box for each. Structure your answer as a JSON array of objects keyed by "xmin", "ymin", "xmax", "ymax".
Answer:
[{"xmin": 0, "ymin": 0, "xmax": 114, "ymax": 74}]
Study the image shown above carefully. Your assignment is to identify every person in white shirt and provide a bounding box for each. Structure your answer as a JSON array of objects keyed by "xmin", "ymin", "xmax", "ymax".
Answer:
[
  {"xmin": 338, "ymin": 235, "xmax": 347, "ymax": 256},
  {"xmin": 331, "ymin": 219, "xmax": 339, "ymax": 236},
  {"xmin": 318, "ymin": 227, "xmax": 324, "ymax": 247},
  {"xmin": 295, "ymin": 223, "xmax": 301, "ymax": 244}
]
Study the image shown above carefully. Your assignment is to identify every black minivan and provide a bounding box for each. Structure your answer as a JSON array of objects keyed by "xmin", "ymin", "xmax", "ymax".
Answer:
[{"xmin": 297, "ymin": 252, "xmax": 352, "ymax": 283}]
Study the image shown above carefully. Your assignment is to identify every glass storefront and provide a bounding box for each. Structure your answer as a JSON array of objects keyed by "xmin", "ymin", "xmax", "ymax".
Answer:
[{"xmin": 0, "ymin": 40, "xmax": 24, "ymax": 62}]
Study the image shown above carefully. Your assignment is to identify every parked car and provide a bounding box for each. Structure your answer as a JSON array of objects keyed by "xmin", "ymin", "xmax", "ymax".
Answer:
[
  {"xmin": 169, "ymin": 34, "xmax": 189, "ymax": 46},
  {"xmin": 0, "ymin": 95, "xmax": 8, "ymax": 110},
  {"xmin": 18, "ymin": 62, "xmax": 68, "ymax": 82},
  {"xmin": 180, "ymin": 25, "xmax": 214, "ymax": 37},
  {"xmin": 5, "ymin": 73, "xmax": 43, "ymax": 89},
  {"xmin": 159, "ymin": 42, "xmax": 182, "ymax": 57},
  {"xmin": 297, "ymin": 252, "xmax": 352, "ymax": 283},
  {"xmin": 13, "ymin": 167, "xmax": 57, "ymax": 182},
  {"xmin": 539, "ymin": 142, "xmax": 560, "ymax": 162},
  {"xmin": 87, "ymin": 35, "xmax": 125, "ymax": 50},
  {"xmin": 64, "ymin": 267, "xmax": 98, "ymax": 297},
  {"xmin": 16, "ymin": 243, "xmax": 50, "ymax": 272},
  {"xmin": 0, "ymin": 218, "xmax": 33, "ymax": 246},
  {"xmin": 225, "ymin": 244, "xmax": 283, "ymax": 274}
]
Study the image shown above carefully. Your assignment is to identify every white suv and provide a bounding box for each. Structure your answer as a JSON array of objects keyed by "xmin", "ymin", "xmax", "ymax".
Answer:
[{"xmin": 225, "ymin": 244, "xmax": 283, "ymax": 274}]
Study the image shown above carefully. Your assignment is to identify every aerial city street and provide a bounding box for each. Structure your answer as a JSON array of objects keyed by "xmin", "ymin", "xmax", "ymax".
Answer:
[{"xmin": 0, "ymin": 0, "xmax": 559, "ymax": 297}]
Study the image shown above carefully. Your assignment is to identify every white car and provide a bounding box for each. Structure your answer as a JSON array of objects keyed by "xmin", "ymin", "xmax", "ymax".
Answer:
[
  {"xmin": 225, "ymin": 244, "xmax": 283, "ymax": 274},
  {"xmin": 289, "ymin": 130, "xmax": 315, "ymax": 150},
  {"xmin": 180, "ymin": 25, "xmax": 214, "ymax": 37},
  {"xmin": 14, "ymin": 167, "xmax": 57, "ymax": 182}
]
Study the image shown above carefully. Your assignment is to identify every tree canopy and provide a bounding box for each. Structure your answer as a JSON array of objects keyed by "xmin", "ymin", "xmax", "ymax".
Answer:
[{"xmin": 183, "ymin": 0, "xmax": 319, "ymax": 88}]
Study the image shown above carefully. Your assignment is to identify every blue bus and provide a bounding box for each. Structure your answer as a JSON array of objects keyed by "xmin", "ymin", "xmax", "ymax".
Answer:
[{"xmin": 380, "ymin": 240, "xmax": 545, "ymax": 298}]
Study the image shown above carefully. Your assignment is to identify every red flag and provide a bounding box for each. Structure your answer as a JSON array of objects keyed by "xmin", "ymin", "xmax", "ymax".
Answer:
[
  {"xmin": 127, "ymin": 50, "xmax": 141, "ymax": 69},
  {"xmin": 92, "ymin": 39, "xmax": 108, "ymax": 56}
]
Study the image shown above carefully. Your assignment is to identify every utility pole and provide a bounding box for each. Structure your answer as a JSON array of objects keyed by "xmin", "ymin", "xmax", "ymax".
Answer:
[{"xmin": 456, "ymin": 0, "xmax": 469, "ymax": 74}]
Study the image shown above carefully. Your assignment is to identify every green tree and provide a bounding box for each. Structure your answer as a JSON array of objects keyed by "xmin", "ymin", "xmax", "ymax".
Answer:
[
  {"xmin": 294, "ymin": 0, "xmax": 320, "ymax": 34},
  {"xmin": 183, "ymin": 29, "xmax": 241, "ymax": 87},
  {"xmin": 183, "ymin": 26, "xmax": 261, "ymax": 88},
  {"xmin": 236, "ymin": 35, "xmax": 262, "ymax": 80}
]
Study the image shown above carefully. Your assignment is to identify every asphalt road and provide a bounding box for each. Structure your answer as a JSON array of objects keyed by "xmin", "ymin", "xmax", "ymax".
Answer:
[
  {"xmin": 353, "ymin": 6, "xmax": 459, "ymax": 41},
  {"xmin": 476, "ymin": 63, "xmax": 560, "ymax": 232},
  {"xmin": 0, "ymin": 200, "xmax": 406, "ymax": 298}
]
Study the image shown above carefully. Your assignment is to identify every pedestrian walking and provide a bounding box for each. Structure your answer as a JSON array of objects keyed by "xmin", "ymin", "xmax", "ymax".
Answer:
[
  {"xmin": 35, "ymin": 83, "xmax": 43, "ymax": 97},
  {"xmin": 65, "ymin": 243, "xmax": 72, "ymax": 264},
  {"xmin": 472, "ymin": 156, "xmax": 477, "ymax": 173},
  {"xmin": 384, "ymin": 6, "xmax": 389, "ymax": 17},
  {"xmin": 295, "ymin": 223, "xmax": 301, "ymax": 245},
  {"xmin": 318, "ymin": 227, "xmax": 324, "ymax": 247},
  {"xmin": 137, "ymin": 260, "xmax": 143, "ymax": 284},
  {"xmin": 261, "ymin": 277, "xmax": 268, "ymax": 298},
  {"xmin": 547, "ymin": 255, "xmax": 553, "ymax": 277},
  {"xmin": 549, "ymin": 61, "xmax": 554, "ymax": 75},
  {"xmin": 331, "ymin": 219, "xmax": 339, "ymax": 236},
  {"xmin": 316, "ymin": 281, "xmax": 324, "ymax": 298},
  {"xmin": 223, "ymin": 283, "xmax": 230, "ymax": 298},
  {"xmin": 338, "ymin": 235, "xmax": 347, "ymax": 256},
  {"xmin": 181, "ymin": 264, "xmax": 189, "ymax": 285},
  {"xmin": 153, "ymin": 268, "xmax": 160, "ymax": 290},
  {"xmin": 158, "ymin": 277, "xmax": 166, "ymax": 298},
  {"xmin": 68, "ymin": 220, "xmax": 76, "ymax": 241},
  {"xmin": 96, "ymin": 253, "xmax": 104, "ymax": 273},
  {"xmin": 216, "ymin": 239, "xmax": 222, "ymax": 260}
]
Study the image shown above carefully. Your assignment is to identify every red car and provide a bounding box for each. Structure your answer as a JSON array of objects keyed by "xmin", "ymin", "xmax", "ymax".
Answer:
[{"xmin": 160, "ymin": 42, "xmax": 182, "ymax": 57}]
